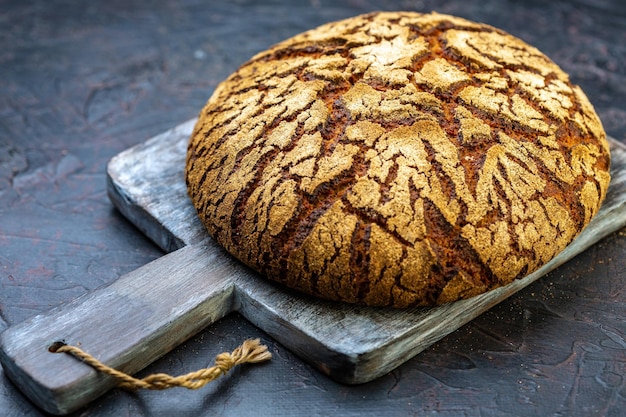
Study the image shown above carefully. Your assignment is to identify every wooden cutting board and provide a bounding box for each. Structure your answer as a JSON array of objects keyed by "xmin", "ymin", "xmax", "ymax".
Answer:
[{"xmin": 2, "ymin": 119, "xmax": 626, "ymax": 415}]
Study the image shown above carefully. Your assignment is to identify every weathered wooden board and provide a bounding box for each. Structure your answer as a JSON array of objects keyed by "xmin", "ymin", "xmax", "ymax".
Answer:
[{"xmin": 2, "ymin": 119, "xmax": 626, "ymax": 415}]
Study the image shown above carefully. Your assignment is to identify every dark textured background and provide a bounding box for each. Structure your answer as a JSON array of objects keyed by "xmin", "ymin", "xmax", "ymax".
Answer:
[{"xmin": 1, "ymin": 0, "xmax": 625, "ymax": 416}]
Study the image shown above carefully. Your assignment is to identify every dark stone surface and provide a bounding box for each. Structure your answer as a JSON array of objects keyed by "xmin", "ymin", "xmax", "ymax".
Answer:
[{"xmin": 1, "ymin": 0, "xmax": 624, "ymax": 415}]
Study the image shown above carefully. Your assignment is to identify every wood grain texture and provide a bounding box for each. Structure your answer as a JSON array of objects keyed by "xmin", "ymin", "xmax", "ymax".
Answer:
[
  {"xmin": 0, "ymin": 242, "xmax": 237, "ymax": 414},
  {"xmin": 105, "ymin": 121, "xmax": 626, "ymax": 382},
  {"xmin": 107, "ymin": 118, "xmax": 203, "ymax": 253},
  {"xmin": 2, "ymin": 120, "xmax": 626, "ymax": 415}
]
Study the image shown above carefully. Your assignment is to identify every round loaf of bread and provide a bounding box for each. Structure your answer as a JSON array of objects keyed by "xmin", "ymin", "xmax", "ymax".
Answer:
[{"xmin": 186, "ymin": 11, "xmax": 611, "ymax": 307}]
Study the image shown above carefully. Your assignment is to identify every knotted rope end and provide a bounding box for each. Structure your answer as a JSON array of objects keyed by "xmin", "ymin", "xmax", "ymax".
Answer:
[{"xmin": 234, "ymin": 338, "xmax": 273, "ymax": 364}]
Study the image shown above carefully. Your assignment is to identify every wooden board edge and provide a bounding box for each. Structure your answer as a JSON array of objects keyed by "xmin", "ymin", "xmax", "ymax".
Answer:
[{"xmin": 106, "ymin": 174, "xmax": 186, "ymax": 253}]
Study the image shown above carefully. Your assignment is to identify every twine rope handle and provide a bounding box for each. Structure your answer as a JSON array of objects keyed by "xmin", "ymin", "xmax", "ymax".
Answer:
[{"xmin": 50, "ymin": 339, "xmax": 271, "ymax": 390}]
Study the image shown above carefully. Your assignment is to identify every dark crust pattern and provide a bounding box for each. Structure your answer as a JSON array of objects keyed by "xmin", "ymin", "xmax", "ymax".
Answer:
[{"xmin": 186, "ymin": 11, "xmax": 611, "ymax": 307}]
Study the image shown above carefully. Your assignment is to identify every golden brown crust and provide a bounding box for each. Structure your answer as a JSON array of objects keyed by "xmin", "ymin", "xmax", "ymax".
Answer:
[{"xmin": 186, "ymin": 11, "xmax": 611, "ymax": 307}]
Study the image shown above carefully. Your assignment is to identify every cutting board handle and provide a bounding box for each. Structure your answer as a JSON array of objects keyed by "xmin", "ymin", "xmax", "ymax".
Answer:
[{"xmin": 0, "ymin": 242, "xmax": 237, "ymax": 415}]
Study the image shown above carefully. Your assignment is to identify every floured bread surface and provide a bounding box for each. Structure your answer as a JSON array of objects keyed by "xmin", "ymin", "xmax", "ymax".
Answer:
[{"xmin": 186, "ymin": 11, "xmax": 611, "ymax": 307}]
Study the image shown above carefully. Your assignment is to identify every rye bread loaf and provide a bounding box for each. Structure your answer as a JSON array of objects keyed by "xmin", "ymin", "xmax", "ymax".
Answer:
[{"xmin": 185, "ymin": 11, "xmax": 611, "ymax": 307}]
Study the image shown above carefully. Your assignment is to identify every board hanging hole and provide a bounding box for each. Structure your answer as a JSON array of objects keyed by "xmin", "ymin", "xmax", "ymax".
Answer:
[{"xmin": 48, "ymin": 341, "xmax": 67, "ymax": 353}]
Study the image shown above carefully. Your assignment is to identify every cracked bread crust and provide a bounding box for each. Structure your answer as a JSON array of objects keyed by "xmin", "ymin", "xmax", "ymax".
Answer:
[{"xmin": 185, "ymin": 11, "xmax": 611, "ymax": 307}]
